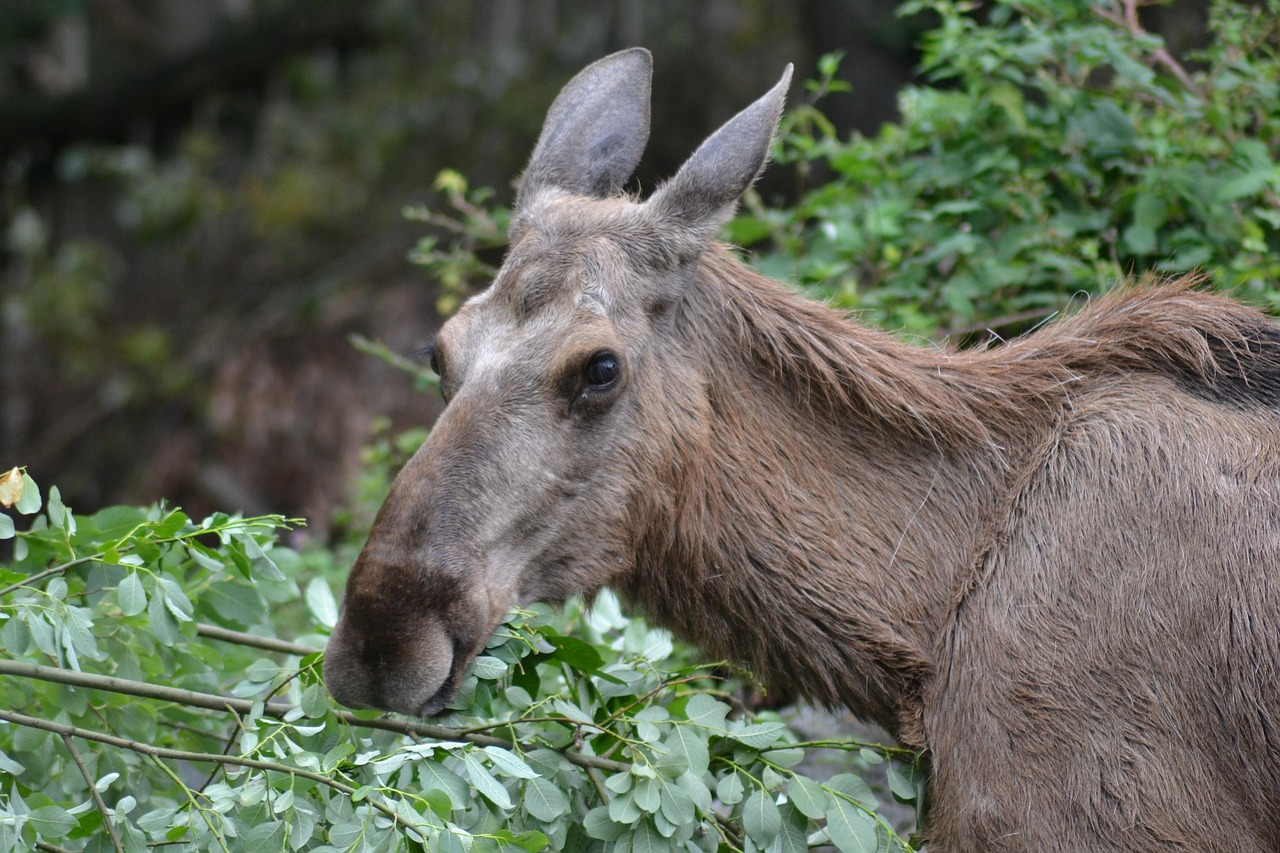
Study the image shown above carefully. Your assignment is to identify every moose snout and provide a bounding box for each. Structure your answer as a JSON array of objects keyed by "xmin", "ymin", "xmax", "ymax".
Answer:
[{"xmin": 323, "ymin": 611, "xmax": 459, "ymax": 717}]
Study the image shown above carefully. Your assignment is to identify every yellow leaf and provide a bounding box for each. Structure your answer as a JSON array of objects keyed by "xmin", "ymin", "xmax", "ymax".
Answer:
[{"xmin": 0, "ymin": 467, "xmax": 21, "ymax": 509}]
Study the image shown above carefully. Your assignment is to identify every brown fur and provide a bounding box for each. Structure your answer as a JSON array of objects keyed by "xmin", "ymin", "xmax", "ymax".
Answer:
[{"xmin": 326, "ymin": 49, "xmax": 1280, "ymax": 850}]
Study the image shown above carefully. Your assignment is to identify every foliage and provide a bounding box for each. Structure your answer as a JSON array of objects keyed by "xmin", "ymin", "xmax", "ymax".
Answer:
[
  {"xmin": 6, "ymin": 0, "xmax": 1278, "ymax": 850},
  {"xmin": 733, "ymin": 0, "xmax": 1280, "ymax": 337},
  {"xmin": 0, "ymin": 467, "xmax": 923, "ymax": 852}
]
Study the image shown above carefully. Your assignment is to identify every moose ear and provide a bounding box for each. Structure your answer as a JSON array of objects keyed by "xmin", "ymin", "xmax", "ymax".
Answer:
[
  {"xmin": 646, "ymin": 65, "xmax": 792, "ymax": 255},
  {"xmin": 516, "ymin": 48, "xmax": 653, "ymax": 207}
]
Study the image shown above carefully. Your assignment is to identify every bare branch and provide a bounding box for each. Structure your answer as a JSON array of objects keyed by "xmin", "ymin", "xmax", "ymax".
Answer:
[{"xmin": 195, "ymin": 622, "xmax": 319, "ymax": 657}]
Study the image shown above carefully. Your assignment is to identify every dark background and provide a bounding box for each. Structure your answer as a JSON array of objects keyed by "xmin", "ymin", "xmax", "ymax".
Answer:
[{"xmin": 0, "ymin": 0, "xmax": 1211, "ymax": 535}]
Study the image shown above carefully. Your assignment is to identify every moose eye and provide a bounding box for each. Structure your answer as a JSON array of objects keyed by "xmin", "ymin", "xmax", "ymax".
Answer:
[{"xmin": 584, "ymin": 352, "xmax": 620, "ymax": 389}]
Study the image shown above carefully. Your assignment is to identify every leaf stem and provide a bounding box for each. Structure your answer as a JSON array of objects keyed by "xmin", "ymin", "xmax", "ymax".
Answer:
[{"xmin": 60, "ymin": 731, "xmax": 125, "ymax": 853}]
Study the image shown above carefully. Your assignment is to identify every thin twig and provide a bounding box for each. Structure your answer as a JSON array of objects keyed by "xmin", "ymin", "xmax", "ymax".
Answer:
[
  {"xmin": 59, "ymin": 732, "xmax": 125, "ymax": 853},
  {"xmin": 35, "ymin": 843, "xmax": 75, "ymax": 853},
  {"xmin": 1093, "ymin": 0, "xmax": 1202, "ymax": 97},
  {"xmin": 195, "ymin": 623, "xmax": 319, "ymax": 657},
  {"xmin": 0, "ymin": 659, "xmax": 628, "ymax": 773},
  {"xmin": 0, "ymin": 555, "xmax": 97, "ymax": 598},
  {"xmin": 0, "ymin": 709, "xmax": 415, "ymax": 835}
]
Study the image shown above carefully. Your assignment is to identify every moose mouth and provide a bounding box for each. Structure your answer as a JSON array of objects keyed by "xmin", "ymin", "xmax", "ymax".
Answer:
[{"xmin": 414, "ymin": 633, "xmax": 476, "ymax": 719}]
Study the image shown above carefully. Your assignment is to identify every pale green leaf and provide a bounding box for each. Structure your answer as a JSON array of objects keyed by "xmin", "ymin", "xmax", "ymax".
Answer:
[
  {"xmin": 732, "ymin": 721, "xmax": 787, "ymax": 748},
  {"xmin": 742, "ymin": 789, "xmax": 782, "ymax": 846},
  {"xmin": 16, "ymin": 471, "xmax": 41, "ymax": 514},
  {"xmin": 156, "ymin": 577, "xmax": 194, "ymax": 622},
  {"xmin": 788, "ymin": 775, "xmax": 829, "ymax": 819},
  {"xmin": 463, "ymin": 752, "xmax": 513, "ymax": 809},
  {"xmin": 828, "ymin": 773, "xmax": 878, "ymax": 809},
  {"xmin": 484, "ymin": 746, "xmax": 538, "ymax": 779},
  {"xmin": 825, "ymin": 797, "xmax": 879, "ymax": 853},
  {"xmin": 523, "ymin": 776, "xmax": 570, "ymax": 822},
  {"xmin": 683, "ymin": 693, "xmax": 729, "ymax": 733},
  {"xmin": 583, "ymin": 806, "xmax": 624, "ymax": 840},
  {"xmin": 304, "ymin": 578, "xmax": 338, "ymax": 630},
  {"xmin": 117, "ymin": 573, "xmax": 147, "ymax": 617}
]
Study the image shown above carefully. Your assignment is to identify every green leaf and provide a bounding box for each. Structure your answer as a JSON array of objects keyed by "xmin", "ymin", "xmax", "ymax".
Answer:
[
  {"xmin": 825, "ymin": 797, "xmax": 879, "ymax": 853},
  {"xmin": 630, "ymin": 819, "xmax": 674, "ymax": 853},
  {"xmin": 774, "ymin": 804, "xmax": 811, "ymax": 853},
  {"xmin": 471, "ymin": 655, "xmax": 508, "ymax": 680},
  {"xmin": 484, "ymin": 746, "xmax": 538, "ymax": 780},
  {"xmin": 552, "ymin": 698, "xmax": 597, "ymax": 728},
  {"xmin": 244, "ymin": 820, "xmax": 288, "ymax": 852},
  {"xmin": 304, "ymin": 577, "xmax": 338, "ymax": 629},
  {"xmin": 788, "ymin": 774, "xmax": 829, "ymax": 819},
  {"xmin": 543, "ymin": 632, "xmax": 606, "ymax": 671},
  {"xmin": 156, "ymin": 577, "xmax": 194, "ymax": 622},
  {"xmin": 716, "ymin": 772, "xmax": 745, "ymax": 806},
  {"xmin": 0, "ymin": 748, "xmax": 25, "ymax": 775},
  {"xmin": 657, "ymin": 776, "xmax": 695, "ymax": 826},
  {"xmin": 583, "ymin": 806, "xmax": 624, "ymax": 840},
  {"xmin": 731, "ymin": 721, "xmax": 788, "ymax": 748},
  {"xmin": 16, "ymin": 471, "xmax": 41, "ymax": 514},
  {"xmin": 663, "ymin": 726, "xmax": 709, "ymax": 777},
  {"xmin": 683, "ymin": 694, "xmax": 728, "ymax": 734},
  {"xmin": 828, "ymin": 773, "xmax": 878, "ymax": 809},
  {"xmin": 0, "ymin": 513, "xmax": 13, "ymax": 540},
  {"xmin": 186, "ymin": 544, "xmax": 225, "ymax": 573},
  {"xmin": 500, "ymin": 829, "xmax": 550, "ymax": 852},
  {"xmin": 28, "ymin": 804, "xmax": 77, "ymax": 837},
  {"xmin": 634, "ymin": 777, "xmax": 661, "ymax": 814},
  {"xmin": 300, "ymin": 682, "xmax": 328, "ymax": 718},
  {"xmin": 742, "ymin": 789, "xmax": 782, "ymax": 845},
  {"xmin": 463, "ymin": 751, "xmax": 514, "ymax": 809},
  {"xmin": 523, "ymin": 776, "xmax": 570, "ymax": 822},
  {"xmin": 46, "ymin": 487, "xmax": 71, "ymax": 532},
  {"xmin": 886, "ymin": 762, "xmax": 917, "ymax": 804},
  {"xmin": 1214, "ymin": 169, "xmax": 1272, "ymax": 202},
  {"xmin": 147, "ymin": 586, "xmax": 178, "ymax": 645},
  {"xmin": 608, "ymin": 789, "xmax": 642, "ymax": 825},
  {"xmin": 241, "ymin": 535, "xmax": 285, "ymax": 581},
  {"xmin": 117, "ymin": 573, "xmax": 147, "ymax": 617}
]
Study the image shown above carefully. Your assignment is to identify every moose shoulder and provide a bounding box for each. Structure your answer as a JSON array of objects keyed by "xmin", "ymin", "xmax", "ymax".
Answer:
[{"xmin": 324, "ymin": 48, "xmax": 1280, "ymax": 851}]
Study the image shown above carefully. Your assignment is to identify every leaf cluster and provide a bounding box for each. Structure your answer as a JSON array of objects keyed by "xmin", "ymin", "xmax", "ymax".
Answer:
[
  {"xmin": 732, "ymin": 0, "xmax": 1280, "ymax": 337},
  {"xmin": 2, "ymin": 471, "xmax": 921, "ymax": 852}
]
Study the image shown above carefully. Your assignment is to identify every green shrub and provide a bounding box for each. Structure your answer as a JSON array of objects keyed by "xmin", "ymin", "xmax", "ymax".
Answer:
[
  {"xmin": 0, "ymin": 469, "xmax": 922, "ymax": 852},
  {"xmin": 734, "ymin": 0, "xmax": 1280, "ymax": 337}
]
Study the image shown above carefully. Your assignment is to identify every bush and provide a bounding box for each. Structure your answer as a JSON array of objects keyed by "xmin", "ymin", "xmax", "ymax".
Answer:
[
  {"xmin": 0, "ymin": 468, "xmax": 922, "ymax": 852},
  {"xmin": 734, "ymin": 0, "xmax": 1280, "ymax": 336}
]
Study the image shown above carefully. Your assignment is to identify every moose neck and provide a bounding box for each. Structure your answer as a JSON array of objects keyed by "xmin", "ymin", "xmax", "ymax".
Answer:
[{"xmin": 621, "ymin": 247, "xmax": 1030, "ymax": 744}]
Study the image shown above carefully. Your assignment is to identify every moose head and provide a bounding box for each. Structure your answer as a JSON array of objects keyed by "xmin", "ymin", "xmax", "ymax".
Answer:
[{"xmin": 324, "ymin": 49, "xmax": 794, "ymax": 717}]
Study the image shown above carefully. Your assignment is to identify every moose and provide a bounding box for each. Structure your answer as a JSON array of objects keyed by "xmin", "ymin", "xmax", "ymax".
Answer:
[{"xmin": 325, "ymin": 49, "xmax": 1280, "ymax": 850}]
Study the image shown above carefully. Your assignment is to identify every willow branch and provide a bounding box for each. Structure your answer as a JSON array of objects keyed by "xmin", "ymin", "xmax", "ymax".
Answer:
[
  {"xmin": 195, "ymin": 623, "xmax": 319, "ymax": 657},
  {"xmin": 0, "ymin": 555, "xmax": 98, "ymax": 598},
  {"xmin": 1093, "ymin": 0, "xmax": 1201, "ymax": 97},
  {"xmin": 0, "ymin": 659, "xmax": 627, "ymax": 773},
  {"xmin": 60, "ymin": 732, "xmax": 125, "ymax": 853},
  {"xmin": 0, "ymin": 709, "xmax": 412, "ymax": 835}
]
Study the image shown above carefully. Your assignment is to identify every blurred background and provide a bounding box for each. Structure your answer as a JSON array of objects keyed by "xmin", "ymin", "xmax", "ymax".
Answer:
[{"xmin": 0, "ymin": 0, "xmax": 1216, "ymax": 535}]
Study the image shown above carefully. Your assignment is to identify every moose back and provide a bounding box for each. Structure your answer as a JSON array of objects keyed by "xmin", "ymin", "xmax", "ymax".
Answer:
[{"xmin": 324, "ymin": 49, "xmax": 1280, "ymax": 851}]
